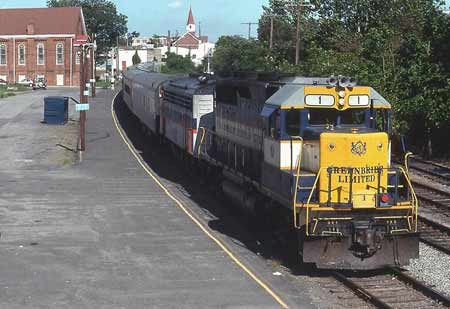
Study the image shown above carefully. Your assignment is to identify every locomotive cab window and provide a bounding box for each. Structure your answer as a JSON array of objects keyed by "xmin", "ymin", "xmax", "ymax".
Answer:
[
  {"xmin": 338, "ymin": 108, "xmax": 366, "ymax": 125},
  {"xmin": 308, "ymin": 109, "xmax": 339, "ymax": 126},
  {"xmin": 284, "ymin": 109, "xmax": 301, "ymax": 136},
  {"xmin": 268, "ymin": 109, "xmax": 281, "ymax": 139}
]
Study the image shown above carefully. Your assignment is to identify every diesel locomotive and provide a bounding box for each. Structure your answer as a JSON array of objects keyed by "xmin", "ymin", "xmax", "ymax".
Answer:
[{"xmin": 122, "ymin": 69, "xmax": 419, "ymax": 270}]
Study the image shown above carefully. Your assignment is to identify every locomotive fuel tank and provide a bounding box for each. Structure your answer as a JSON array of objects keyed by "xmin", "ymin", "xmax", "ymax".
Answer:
[{"xmin": 221, "ymin": 180, "xmax": 257, "ymax": 215}]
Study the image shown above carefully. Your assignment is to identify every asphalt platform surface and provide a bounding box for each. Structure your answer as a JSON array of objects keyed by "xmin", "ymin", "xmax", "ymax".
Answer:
[{"xmin": 0, "ymin": 89, "xmax": 312, "ymax": 308}]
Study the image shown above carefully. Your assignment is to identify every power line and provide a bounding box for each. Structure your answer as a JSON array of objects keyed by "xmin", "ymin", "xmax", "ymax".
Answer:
[{"xmin": 241, "ymin": 22, "xmax": 258, "ymax": 39}]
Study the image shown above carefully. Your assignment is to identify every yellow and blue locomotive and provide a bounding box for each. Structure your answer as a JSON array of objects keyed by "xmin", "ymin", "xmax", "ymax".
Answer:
[
  {"xmin": 198, "ymin": 74, "xmax": 419, "ymax": 269},
  {"xmin": 122, "ymin": 69, "xmax": 419, "ymax": 270}
]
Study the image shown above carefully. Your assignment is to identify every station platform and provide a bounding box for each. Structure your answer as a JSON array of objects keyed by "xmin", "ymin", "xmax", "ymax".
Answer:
[{"xmin": 0, "ymin": 89, "xmax": 307, "ymax": 308}]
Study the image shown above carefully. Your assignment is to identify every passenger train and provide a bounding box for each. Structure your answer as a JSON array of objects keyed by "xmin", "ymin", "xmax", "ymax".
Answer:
[{"xmin": 122, "ymin": 68, "xmax": 419, "ymax": 270}]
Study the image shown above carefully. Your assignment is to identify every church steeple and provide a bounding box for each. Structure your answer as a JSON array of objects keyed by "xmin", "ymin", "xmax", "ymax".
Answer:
[{"xmin": 186, "ymin": 6, "xmax": 195, "ymax": 33}]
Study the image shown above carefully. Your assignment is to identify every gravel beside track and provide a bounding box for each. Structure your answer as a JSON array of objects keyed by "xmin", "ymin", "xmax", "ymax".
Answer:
[{"xmin": 405, "ymin": 242, "xmax": 450, "ymax": 297}]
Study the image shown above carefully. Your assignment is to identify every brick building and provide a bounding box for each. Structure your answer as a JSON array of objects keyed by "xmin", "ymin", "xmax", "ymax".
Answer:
[{"xmin": 0, "ymin": 7, "xmax": 88, "ymax": 86}]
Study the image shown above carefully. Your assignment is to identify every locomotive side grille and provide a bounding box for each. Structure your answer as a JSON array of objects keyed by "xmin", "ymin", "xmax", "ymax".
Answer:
[{"xmin": 164, "ymin": 90, "xmax": 193, "ymax": 109}]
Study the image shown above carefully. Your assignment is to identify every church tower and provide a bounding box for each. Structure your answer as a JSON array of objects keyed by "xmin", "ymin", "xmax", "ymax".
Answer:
[{"xmin": 186, "ymin": 6, "xmax": 195, "ymax": 34}]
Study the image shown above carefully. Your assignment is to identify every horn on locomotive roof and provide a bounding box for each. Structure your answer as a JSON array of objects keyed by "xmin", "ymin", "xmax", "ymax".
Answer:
[
  {"xmin": 348, "ymin": 77, "xmax": 357, "ymax": 87},
  {"xmin": 339, "ymin": 75, "xmax": 350, "ymax": 87},
  {"xmin": 328, "ymin": 75, "xmax": 357, "ymax": 88},
  {"xmin": 327, "ymin": 75, "xmax": 338, "ymax": 87}
]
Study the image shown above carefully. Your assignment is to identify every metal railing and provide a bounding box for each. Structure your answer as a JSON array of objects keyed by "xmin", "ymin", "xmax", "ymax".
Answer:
[
  {"xmin": 298, "ymin": 166, "xmax": 419, "ymax": 236},
  {"xmin": 291, "ymin": 136, "xmax": 304, "ymax": 228}
]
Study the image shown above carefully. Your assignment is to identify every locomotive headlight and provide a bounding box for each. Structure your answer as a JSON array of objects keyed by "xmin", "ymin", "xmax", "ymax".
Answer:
[
  {"xmin": 338, "ymin": 98, "xmax": 345, "ymax": 106},
  {"xmin": 338, "ymin": 90, "xmax": 345, "ymax": 98},
  {"xmin": 377, "ymin": 143, "xmax": 383, "ymax": 151}
]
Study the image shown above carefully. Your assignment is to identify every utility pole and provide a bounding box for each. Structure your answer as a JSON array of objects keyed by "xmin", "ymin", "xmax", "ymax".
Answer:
[
  {"xmin": 269, "ymin": 15, "xmax": 274, "ymax": 49},
  {"xmin": 198, "ymin": 21, "xmax": 201, "ymax": 37},
  {"xmin": 285, "ymin": 0, "xmax": 313, "ymax": 65},
  {"xmin": 79, "ymin": 46, "xmax": 87, "ymax": 152},
  {"xmin": 116, "ymin": 36, "xmax": 119, "ymax": 77},
  {"xmin": 295, "ymin": 2, "xmax": 301, "ymax": 65},
  {"xmin": 167, "ymin": 30, "xmax": 171, "ymax": 53},
  {"xmin": 241, "ymin": 22, "xmax": 258, "ymax": 39},
  {"xmin": 90, "ymin": 33, "xmax": 96, "ymax": 97}
]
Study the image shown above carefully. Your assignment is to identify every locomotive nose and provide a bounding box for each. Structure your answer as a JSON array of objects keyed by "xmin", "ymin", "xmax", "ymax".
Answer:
[{"xmin": 319, "ymin": 132, "xmax": 389, "ymax": 207}]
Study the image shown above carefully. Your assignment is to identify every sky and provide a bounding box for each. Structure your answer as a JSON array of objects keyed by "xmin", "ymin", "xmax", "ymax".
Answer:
[{"xmin": 0, "ymin": 0, "xmax": 270, "ymax": 42}]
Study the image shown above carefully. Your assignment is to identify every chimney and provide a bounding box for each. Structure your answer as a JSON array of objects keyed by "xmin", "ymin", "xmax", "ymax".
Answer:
[{"xmin": 26, "ymin": 23, "xmax": 35, "ymax": 35}]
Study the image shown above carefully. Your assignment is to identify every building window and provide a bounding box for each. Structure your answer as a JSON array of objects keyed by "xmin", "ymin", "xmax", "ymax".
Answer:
[
  {"xmin": 37, "ymin": 43, "xmax": 45, "ymax": 65},
  {"xmin": 18, "ymin": 44, "xmax": 25, "ymax": 65},
  {"xmin": 0, "ymin": 44, "xmax": 6, "ymax": 65},
  {"xmin": 75, "ymin": 51, "xmax": 80, "ymax": 65},
  {"xmin": 56, "ymin": 43, "xmax": 64, "ymax": 65}
]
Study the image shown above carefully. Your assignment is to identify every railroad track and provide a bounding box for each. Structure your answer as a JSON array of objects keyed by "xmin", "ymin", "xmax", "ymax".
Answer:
[
  {"xmin": 392, "ymin": 156, "xmax": 450, "ymax": 256},
  {"xmin": 331, "ymin": 267, "xmax": 450, "ymax": 308},
  {"xmin": 411, "ymin": 182, "xmax": 450, "ymax": 256},
  {"xmin": 407, "ymin": 156, "xmax": 450, "ymax": 184}
]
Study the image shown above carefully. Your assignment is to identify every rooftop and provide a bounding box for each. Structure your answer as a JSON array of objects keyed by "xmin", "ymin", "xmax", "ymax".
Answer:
[{"xmin": 0, "ymin": 7, "xmax": 86, "ymax": 36}]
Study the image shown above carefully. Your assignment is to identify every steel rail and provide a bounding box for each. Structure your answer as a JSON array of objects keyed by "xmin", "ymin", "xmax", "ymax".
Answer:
[
  {"xmin": 405, "ymin": 157, "xmax": 450, "ymax": 183},
  {"xmin": 418, "ymin": 216, "xmax": 450, "ymax": 256},
  {"xmin": 332, "ymin": 268, "xmax": 450, "ymax": 308},
  {"xmin": 389, "ymin": 267, "xmax": 450, "ymax": 307},
  {"xmin": 330, "ymin": 271, "xmax": 391, "ymax": 309}
]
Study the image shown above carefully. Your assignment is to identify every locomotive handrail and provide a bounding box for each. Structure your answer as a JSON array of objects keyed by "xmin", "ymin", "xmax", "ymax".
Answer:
[
  {"xmin": 291, "ymin": 136, "xmax": 303, "ymax": 228},
  {"xmin": 398, "ymin": 166, "xmax": 419, "ymax": 231},
  {"xmin": 404, "ymin": 151, "xmax": 413, "ymax": 178},
  {"xmin": 289, "ymin": 136, "xmax": 303, "ymax": 173},
  {"xmin": 305, "ymin": 167, "xmax": 327, "ymax": 235},
  {"xmin": 197, "ymin": 126, "xmax": 208, "ymax": 157},
  {"xmin": 302, "ymin": 166, "xmax": 419, "ymax": 236}
]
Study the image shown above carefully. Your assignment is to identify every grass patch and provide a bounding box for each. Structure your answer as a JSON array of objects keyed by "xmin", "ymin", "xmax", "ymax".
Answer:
[
  {"xmin": 0, "ymin": 84, "xmax": 29, "ymax": 92},
  {"xmin": 0, "ymin": 92, "xmax": 16, "ymax": 99},
  {"xmin": 96, "ymin": 80, "xmax": 111, "ymax": 89},
  {"xmin": 0, "ymin": 83, "xmax": 30, "ymax": 99}
]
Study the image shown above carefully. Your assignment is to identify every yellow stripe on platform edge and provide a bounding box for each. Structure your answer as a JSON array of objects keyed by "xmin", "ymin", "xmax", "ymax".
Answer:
[{"xmin": 110, "ymin": 92, "xmax": 289, "ymax": 309}]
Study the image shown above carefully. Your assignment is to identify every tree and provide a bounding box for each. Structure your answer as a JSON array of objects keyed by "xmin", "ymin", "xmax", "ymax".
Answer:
[
  {"xmin": 256, "ymin": 0, "xmax": 450, "ymax": 157},
  {"xmin": 132, "ymin": 50, "xmax": 141, "ymax": 65},
  {"xmin": 47, "ymin": 0, "xmax": 128, "ymax": 60},
  {"xmin": 161, "ymin": 52, "xmax": 195, "ymax": 74},
  {"xmin": 127, "ymin": 31, "xmax": 140, "ymax": 46},
  {"xmin": 212, "ymin": 36, "xmax": 275, "ymax": 73}
]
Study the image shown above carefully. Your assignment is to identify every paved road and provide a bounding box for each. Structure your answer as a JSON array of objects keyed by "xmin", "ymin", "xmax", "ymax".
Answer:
[{"xmin": 0, "ymin": 89, "xmax": 308, "ymax": 308}]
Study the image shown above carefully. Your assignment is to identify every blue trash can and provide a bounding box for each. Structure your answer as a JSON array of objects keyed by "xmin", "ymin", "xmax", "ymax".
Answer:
[{"xmin": 44, "ymin": 96, "xmax": 68, "ymax": 124}]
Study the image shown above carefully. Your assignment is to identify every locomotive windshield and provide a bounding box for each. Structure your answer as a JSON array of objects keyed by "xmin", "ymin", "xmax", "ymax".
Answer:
[
  {"xmin": 282, "ymin": 107, "xmax": 391, "ymax": 138},
  {"xmin": 308, "ymin": 108, "xmax": 366, "ymax": 126}
]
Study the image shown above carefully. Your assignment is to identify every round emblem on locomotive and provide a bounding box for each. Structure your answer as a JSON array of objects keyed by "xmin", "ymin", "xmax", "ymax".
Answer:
[{"xmin": 351, "ymin": 141, "xmax": 367, "ymax": 156}]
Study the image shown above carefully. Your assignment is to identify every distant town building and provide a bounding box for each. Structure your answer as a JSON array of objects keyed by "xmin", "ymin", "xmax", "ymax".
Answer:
[
  {"xmin": 111, "ymin": 47, "xmax": 162, "ymax": 73},
  {"xmin": 131, "ymin": 37, "xmax": 154, "ymax": 49},
  {"xmin": 163, "ymin": 6, "xmax": 215, "ymax": 66},
  {"xmin": 113, "ymin": 6, "xmax": 214, "ymax": 73},
  {"xmin": 0, "ymin": 7, "xmax": 88, "ymax": 86}
]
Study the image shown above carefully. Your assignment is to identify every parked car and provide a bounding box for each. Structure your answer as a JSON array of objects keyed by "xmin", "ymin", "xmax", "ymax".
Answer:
[
  {"xmin": 0, "ymin": 78, "xmax": 7, "ymax": 86},
  {"xmin": 18, "ymin": 78, "xmax": 33, "ymax": 87},
  {"xmin": 32, "ymin": 77, "xmax": 47, "ymax": 90}
]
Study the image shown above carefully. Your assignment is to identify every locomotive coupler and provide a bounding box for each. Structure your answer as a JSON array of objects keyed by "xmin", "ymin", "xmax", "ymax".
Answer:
[{"xmin": 351, "ymin": 221, "xmax": 384, "ymax": 258}]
